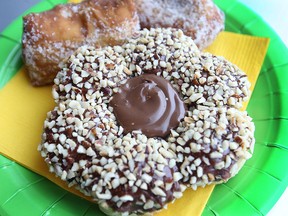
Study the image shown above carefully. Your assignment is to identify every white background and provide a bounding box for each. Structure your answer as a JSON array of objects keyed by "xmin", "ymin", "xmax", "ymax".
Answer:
[
  {"xmin": 239, "ymin": 0, "xmax": 288, "ymax": 46},
  {"xmin": 0, "ymin": 0, "xmax": 287, "ymax": 215}
]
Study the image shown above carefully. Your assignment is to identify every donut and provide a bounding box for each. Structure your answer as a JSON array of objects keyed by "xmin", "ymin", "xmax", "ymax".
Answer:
[
  {"xmin": 135, "ymin": 0, "xmax": 225, "ymax": 50},
  {"xmin": 170, "ymin": 106, "xmax": 255, "ymax": 189},
  {"xmin": 22, "ymin": 0, "xmax": 139, "ymax": 86},
  {"xmin": 39, "ymin": 28, "xmax": 255, "ymax": 215}
]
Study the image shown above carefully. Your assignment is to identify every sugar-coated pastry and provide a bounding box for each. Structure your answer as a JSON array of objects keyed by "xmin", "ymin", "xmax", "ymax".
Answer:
[
  {"xmin": 22, "ymin": 0, "xmax": 139, "ymax": 86},
  {"xmin": 135, "ymin": 0, "xmax": 225, "ymax": 50},
  {"xmin": 39, "ymin": 28, "xmax": 254, "ymax": 215}
]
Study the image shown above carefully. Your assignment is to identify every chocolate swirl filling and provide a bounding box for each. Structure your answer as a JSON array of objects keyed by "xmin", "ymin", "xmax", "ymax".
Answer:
[{"xmin": 110, "ymin": 74, "xmax": 186, "ymax": 138}]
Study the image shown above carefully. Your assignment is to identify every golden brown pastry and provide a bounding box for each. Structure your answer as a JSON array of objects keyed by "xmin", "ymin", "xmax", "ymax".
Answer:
[
  {"xmin": 22, "ymin": 0, "xmax": 139, "ymax": 86},
  {"xmin": 135, "ymin": 0, "xmax": 225, "ymax": 50}
]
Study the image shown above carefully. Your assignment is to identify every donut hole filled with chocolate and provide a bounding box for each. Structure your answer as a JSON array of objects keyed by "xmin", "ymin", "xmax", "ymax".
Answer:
[{"xmin": 110, "ymin": 74, "xmax": 186, "ymax": 138}]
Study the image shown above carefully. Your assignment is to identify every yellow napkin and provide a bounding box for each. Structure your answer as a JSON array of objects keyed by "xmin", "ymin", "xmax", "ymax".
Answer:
[{"xmin": 0, "ymin": 32, "xmax": 269, "ymax": 216}]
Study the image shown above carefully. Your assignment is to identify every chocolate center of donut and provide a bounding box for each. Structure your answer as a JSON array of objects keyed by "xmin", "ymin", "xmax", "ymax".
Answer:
[{"xmin": 110, "ymin": 74, "xmax": 186, "ymax": 138}]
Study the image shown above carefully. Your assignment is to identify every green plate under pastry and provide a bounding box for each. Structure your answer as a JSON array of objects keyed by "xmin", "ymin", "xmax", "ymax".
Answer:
[{"xmin": 0, "ymin": 0, "xmax": 288, "ymax": 215}]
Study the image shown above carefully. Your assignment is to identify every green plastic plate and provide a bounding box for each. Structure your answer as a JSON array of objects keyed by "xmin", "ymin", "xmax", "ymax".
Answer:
[{"xmin": 1, "ymin": 0, "xmax": 288, "ymax": 215}]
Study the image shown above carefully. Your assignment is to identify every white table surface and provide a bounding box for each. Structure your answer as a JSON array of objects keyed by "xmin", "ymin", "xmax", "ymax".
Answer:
[{"xmin": 0, "ymin": 0, "xmax": 287, "ymax": 215}]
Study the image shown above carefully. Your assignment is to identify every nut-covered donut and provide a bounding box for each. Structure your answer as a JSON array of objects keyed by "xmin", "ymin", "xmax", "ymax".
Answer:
[{"xmin": 39, "ymin": 28, "xmax": 255, "ymax": 215}]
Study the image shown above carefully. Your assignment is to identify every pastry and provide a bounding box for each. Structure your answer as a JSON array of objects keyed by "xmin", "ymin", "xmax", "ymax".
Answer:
[
  {"xmin": 135, "ymin": 0, "xmax": 225, "ymax": 50},
  {"xmin": 22, "ymin": 0, "xmax": 140, "ymax": 86},
  {"xmin": 39, "ymin": 28, "xmax": 254, "ymax": 215}
]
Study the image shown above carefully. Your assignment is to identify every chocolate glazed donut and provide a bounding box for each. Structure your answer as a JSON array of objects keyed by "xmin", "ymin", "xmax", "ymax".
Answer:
[{"xmin": 39, "ymin": 28, "xmax": 255, "ymax": 216}]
